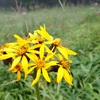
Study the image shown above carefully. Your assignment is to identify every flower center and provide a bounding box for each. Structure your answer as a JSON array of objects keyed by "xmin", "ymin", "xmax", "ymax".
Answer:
[
  {"xmin": 16, "ymin": 44, "xmax": 29, "ymax": 56},
  {"xmin": 36, "ymin": 59, "xmax": 45, "ymax": 68},
  {"xmin": 60, "ymin": 60, "xmax": 70, "ymax": 69},
  {"xmin": 14, "ymin": 64, "xmax": 22, "ymax": 71}
]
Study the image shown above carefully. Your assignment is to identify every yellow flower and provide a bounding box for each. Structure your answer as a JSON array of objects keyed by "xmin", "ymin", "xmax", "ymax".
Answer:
[
  {"xmin": 26, "ymin": 45, "xmax": 57, "ymax": 86},
  {"xmin": 29, "ymin": 25, "xmax": 53, "ymax": 47},
  {"xmin": 0, "ymin": 25, "xmax": 76, "ymax": 86},
  {"xmin": 0, "ymin": 43, "xmax": 16, "ymax": 55},
  {"xmin": 52, "ymin": 38, "xmax": 77, "ymax": 59},
  {"xmin": 34, "ymin": 26, "xmax": 77, "ymax": 59},
  {"xmin": 29, "ymin": 32, "xmax": 45, "ymax": 44},
  {"xmin": 0, "ymin": 43, "xmax": 17, "ymax": 65},
  {"xmin": 0, "ymin": 35, "xmax": 39, "ymax": 75},
  {"xmin": 10, "ymin": 63, "xmax": 22, "ymax": 81},
  {"xmin": 56, "ymin": 54, "xmax": 73, "ymax": 85},
  {"xmin": 29, "ymin": 32, "xmax": 53, "ymax": 54}
]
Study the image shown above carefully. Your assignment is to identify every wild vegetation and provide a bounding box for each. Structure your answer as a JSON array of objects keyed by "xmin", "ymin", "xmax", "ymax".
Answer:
[{"xmin": 0, "ymin": 6, "xmax": 100, "ymax": 100}]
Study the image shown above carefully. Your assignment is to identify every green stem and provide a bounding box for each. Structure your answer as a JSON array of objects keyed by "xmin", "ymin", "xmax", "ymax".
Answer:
[
  {"xmin": 35, "ymin": 82, "xmax": 41, "ymax": 100},
  {"xmin": 34, "ymin": 69, "xmax": 41, "ymax": 100}
]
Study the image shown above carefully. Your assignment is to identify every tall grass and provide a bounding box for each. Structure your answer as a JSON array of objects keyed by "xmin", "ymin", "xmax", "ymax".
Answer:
[{"xmin": 0, "ymin": 6, "xmax": 100, "ymax": 100}]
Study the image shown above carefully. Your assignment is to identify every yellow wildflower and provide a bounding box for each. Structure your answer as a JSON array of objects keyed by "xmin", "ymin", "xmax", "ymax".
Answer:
[
  {"xmin": 52, "ymin": 38, "xmax": 77, "ymax": 59},
  {"xmin": 11, "ymin": 63, "xmax": 22, "ymax": 81},
  {"xmin": 56, "ymin": 54, "xmax": 73, "ymax": 85},
  {"xmin": 26, "ymin": 45, "xmax": 57, "ymax": 86},
  {"xmin": 30, "ymin": 25, "xmax": 77, "ymax": 59},
  {"xmin": 29, "ymin": 32, "xmax": 53, "ymax": 54},
  {"xmin": 0, "ymin": 35, "xmax": 39, "ymax": 75},
  {"xmin": 0, "ymin": 43, "xmax": 17, "ymax": 65},
  {"xmin": 0, "ymin": 43, "xmax": 16, "ymax": 55}
]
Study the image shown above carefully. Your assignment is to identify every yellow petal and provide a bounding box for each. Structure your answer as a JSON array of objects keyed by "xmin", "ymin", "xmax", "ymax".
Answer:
[
  {"xmin": 40, "ymin": 45, "xmax": 44, "ymax": 59},
  {"xmin": 62, "ymin": 46, "xmax": 77, "ymax": 55},
  {"xmin": 44, "ymin": 44, "xmax": 52, "ymax": 53},
  {"xmin": 57, "ymin": 66, "xmax": 64, "ymax": 83},
  {"xmin": 56, "ymin": 54, "xmax": 63, "ymax": 61},
  {"xmin": 0, "ymin": 53, "xmax": 16, "ymax": 60},
  {"xmin": 57, "ymin": 46, "xmax": 68, "ymax": 59},
  {"xmin": 42, "ymin": 68, "xmax": 51, "ymax": 82},
  {"xmin": 45, "ymin": 53, "xmax": 55, "ymax": 61},
  {"xmin": 9, "ymin": 56, "xmax": 21, "ymax": 70},
  {"xmin": 22, "ymin": 56, "xmax": 28, "ymax": 74},
  {"xmin": 17, "ymin": 71, "xmax": 21, "ymax": 81},
  {"xmin": 28, "ymin": 50, "xmax": 39, "ymax": 54},
  {"xmin": 14, "ymin": 34, "xmax": 23, "ymax": 40},
  {"xmin": 26, "ymin": 53, "xmax": 38, "ymax": 62},
  {"xmin": 37, "ymin": 26, "xmax": 52, "ymax": 41},
  {"xmin": 6, "ymin": 43, "xmax": 17, "ymax": 47},
  {"xmin": 31, "ymin": 68, "xmax": 41, "ymax": 86},
  {"xmin": 45, "ymin": 61, "xmax": 58, "ymax": 69},
  {"xmin": 2, "ymin": 48, "xmax": 15, "ymax": 52},
  {"xmin": 25, "ymin": 67, "xmax": 36, "ymax": 79},
  {"xmin": 34, "ymin": 31, "xmax": 38, "ymax": 36},
  {"xmin": 63, "ymin": 69, "xmax": 73, "ymax": 85},
  {"xmin": 28, "ymin": 63, "xmax": 35, "ymax": 67},
  {"xmin": 45, "ymin": 41, "xmax": 53, "ymax": 44},
  {"xmin": 29, "ymin": 44, "xmax": 41, "ymax": 50},
  {"xmin": 29, "ymin": 33, "xmax": 35, "ymax": 39},
  {"xmin": 28, "ymin": 67, "xmax": 35, "ymax": 74}
]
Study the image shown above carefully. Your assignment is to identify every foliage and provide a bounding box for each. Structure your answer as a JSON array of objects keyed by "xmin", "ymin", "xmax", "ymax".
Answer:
[
  {"xmin": 0, "ymin": 0, "xmax": 100, "ymax": 10},
  {"xmin": 0, "ymin": 6, "xmax": 100, "ymax": 100}
]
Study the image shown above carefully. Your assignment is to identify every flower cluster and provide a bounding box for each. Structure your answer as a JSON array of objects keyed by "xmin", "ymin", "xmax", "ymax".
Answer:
[{"xmin": 0, "ymin": 25, "xmax": 77, "ymax": 86}]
